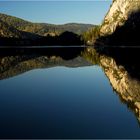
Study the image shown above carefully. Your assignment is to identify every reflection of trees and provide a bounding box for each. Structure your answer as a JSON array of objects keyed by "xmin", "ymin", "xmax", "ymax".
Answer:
[
  {"xmin": 0, "ymin": 47, "xmax": 91, "ymax": 80},
  {"xmin": 0, "ymin": 31, "xmax": 83, "ymax": 46},
  {"xmin": 81, "ymin": 48, "xmax": 100, "ymax": 65}
]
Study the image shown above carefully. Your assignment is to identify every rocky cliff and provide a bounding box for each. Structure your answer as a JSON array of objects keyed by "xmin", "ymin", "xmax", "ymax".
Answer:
[{"xmin": 98, "ymin": 0, "xmax": 140, "ymax": 45}]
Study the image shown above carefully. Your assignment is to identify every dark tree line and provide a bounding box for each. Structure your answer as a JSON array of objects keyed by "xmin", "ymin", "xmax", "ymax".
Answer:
[{"xmin": 0, "ymin": 31, "xmax": 84, "ymax": 46}]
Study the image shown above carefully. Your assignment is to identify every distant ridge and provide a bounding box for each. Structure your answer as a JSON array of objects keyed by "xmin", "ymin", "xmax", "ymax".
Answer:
[{"xmin": 0, "ymin": 13, "xmax": 94, "ymax": 37}]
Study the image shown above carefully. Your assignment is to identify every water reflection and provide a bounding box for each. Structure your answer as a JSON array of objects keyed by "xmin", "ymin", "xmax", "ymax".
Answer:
[
  {"xmin": 83, "ymin": 47, "xmax": 140, "ymax": 124},
  {"xmin": 0, "ymin": 47, "xmax": 90, "ymax": 80},
  {"xmin": 0, "ymin": 47, "xmax": 140, "ymax": 125}
]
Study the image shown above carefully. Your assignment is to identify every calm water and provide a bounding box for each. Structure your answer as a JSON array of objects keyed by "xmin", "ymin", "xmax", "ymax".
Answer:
[{"xmin": 0, "ymin": 47, "xmax": 140, "ymax": 138}]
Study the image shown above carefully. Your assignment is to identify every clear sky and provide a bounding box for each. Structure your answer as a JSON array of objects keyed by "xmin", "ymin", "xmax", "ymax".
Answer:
[{"xmin": 0, "ymin": 1, "xmax": 112, "ymax": 25}]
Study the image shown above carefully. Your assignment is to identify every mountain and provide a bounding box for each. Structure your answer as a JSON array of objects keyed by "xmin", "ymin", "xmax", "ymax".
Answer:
[
  {"xmin": 0, "ymin": 19, "xmax": 21, "ymax": 38},
  {"xmin": 0, "ymin": 19, "xmax": 41, "ymax": 39},
  {"xmin": 0, "ymin": 13, "xmax": 94, "ymax": 45},
  {"xmin": 0, "ymin": 18, "xmax": 43, "ymax": 45},
  {"xmin": 95, "ymin": 0, "xmax": 140, "ymax": 46},
  {"xmin": 0, "ymin": 13, "xmax": 94, "ymax": 36}
]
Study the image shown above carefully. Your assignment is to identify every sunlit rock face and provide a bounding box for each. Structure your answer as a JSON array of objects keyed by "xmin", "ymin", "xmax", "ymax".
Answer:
[
  {"xmin": 98, "ymin": 0, "xmax": 140, "ymax": 46},
  {"xmin": 100, "ymin": 0, "xmax": 140, "ymax": 36}
]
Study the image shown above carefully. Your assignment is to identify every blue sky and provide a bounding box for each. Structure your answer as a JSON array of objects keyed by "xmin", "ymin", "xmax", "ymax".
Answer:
[{"xmin": 0, "ymin": 1, "xmax": 112, "ymax": 25}]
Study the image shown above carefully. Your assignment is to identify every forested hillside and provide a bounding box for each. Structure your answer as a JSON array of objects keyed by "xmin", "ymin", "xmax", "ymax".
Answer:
[
  {"xmin": 0, "ymin": 13, "xmax": 94, "ymax": 45},
  {"xmin": 0, "ymin": 13, "xmax": 94, "ymax": 36}
]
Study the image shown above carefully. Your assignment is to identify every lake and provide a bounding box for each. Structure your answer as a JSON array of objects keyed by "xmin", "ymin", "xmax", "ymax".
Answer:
[{"xmin": 0, "ymin": 47, "xmax": 140, "ymax": 138}]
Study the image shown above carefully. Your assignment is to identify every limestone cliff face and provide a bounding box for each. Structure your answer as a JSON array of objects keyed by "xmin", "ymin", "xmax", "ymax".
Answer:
[{"xmin": 100, "ymin": 0, "xmax": 140, "ymax": 35}]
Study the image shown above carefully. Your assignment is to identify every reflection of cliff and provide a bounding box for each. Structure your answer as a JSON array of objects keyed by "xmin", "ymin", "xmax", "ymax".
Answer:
[
  {"xmin": 100, "ymin": 55, "xmax": 140, "ymax": 123},
  {"xmin": 83, "ymin": 47, "xmax": 140, "ymax": 123}
]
